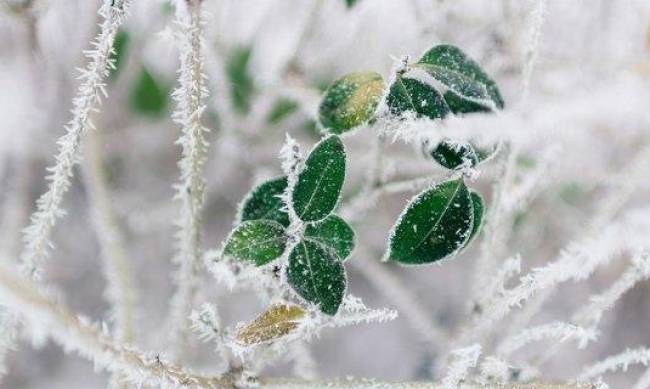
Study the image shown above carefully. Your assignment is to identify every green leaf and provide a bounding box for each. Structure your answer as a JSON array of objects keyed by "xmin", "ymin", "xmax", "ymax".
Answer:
[
  {"xmin": 227, "ymin": 46, "xmax": 255, "ymax": 114},
  {"xmin": 387, "ymin": 178, "xmax": 473, "ymax": 265},
  {"xmin": 443, "ymin": 90, "xmax": 492, "ymax": 115},
  {"xmin": 386, "ymin": 76, "xmax": 450, "ymax": 120},
  {"xmin": 305, "ymin": 215, "xmax": 355, "ymax": 261},
  {"xmin": 415, "ymin": 44, "xmax": 504, "ymax": 110},
  {"xmin": 318, "ymin": 71, "xmax": 385, "ymax": 134},
  {"xmin": 109, "ymin": 30, "xmax": 130, "ymax": 80},
  {"xmin": 430, "ymin": 140, "xmax": 479, "ymax": 170},
  {"xmin": 431, "ymin": 140, "xmax": 499, "ymax": 170},
  {"xmin": 466, "ymin": 190, "xmax": 485, "ymax": 245},
  {"xmin": 267, "ymin": 98, "xmax": 299, "ymax": 125},
  {"xmin": 224, "ymin": 220, "xmax": 287, "ymax": 266},
  {"xmin": 238, "ymin": 177, "xmax": 290, "ymax": 227},
  {"xmin": 292, "ymin": 135, "xmax": 346, "ymax": 222},
  {"xmin": 344, "ymin": 0, "xmax": 360, "ymax": 8},
  {"xmin": 129, "ymin": 67, "xmax": 169, "ymax": 117},
  {"xmin": 287, "ymin": 240, "xmax": 346, "ymax": 315}
]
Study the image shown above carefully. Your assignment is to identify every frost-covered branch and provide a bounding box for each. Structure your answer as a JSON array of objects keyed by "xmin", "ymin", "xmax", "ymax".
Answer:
[
  {"xmin": 167, "ymin": 0, "xmax": 211, "ymax": 355},
  {"xmin": 579, "ymin": 347, "xmax": 650, "ymax": 381},
  {"xmin": 259, "ymin": 378, "xmax": 593, "ymax": 389},
  {"xmin": 441, "ymin": 345, "xmax": 481, "ymax": 389},
  {"xmin": 496, "ymin": 321, "xmax": 598, "ymax": 357},
  {"xmin": 19, "ymin": 0, "xmax": 132, "ymax": 279},
  {"xmin": 469, "ymin": 217, "xmax": 647, "ymax": 340},
  {"xmin": 573, "ymin": 251, "xmax": 650, "ymax": 327},
  {"xmin": 0, "ymin": 262, "xmax": 231, "ymax": 389}
]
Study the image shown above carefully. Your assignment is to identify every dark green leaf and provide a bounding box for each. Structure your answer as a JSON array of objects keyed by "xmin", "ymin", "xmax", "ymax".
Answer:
[
  {"xmin": 305, "ymin": 215, "xmax": 355, "ymax": 261},
  {"xmin": 415, "ymin": 44, "xmax": 504, "ymax": 110},
  {"xmin": 238, "ymin": 177, "xmax": 290, "ymax": 227},
  {"xmin": 129, "ymin": 67, "xmax": 169, "ymax": 117},
  {"xmin": 227, "ymin": 46, "xmax": 255, "ymax": 114},
  {"xmin": 109, "ymin": 30, "xmax": 130, "ymax": 80},
  {"xmin": 387, "ymin": 178, "xmax": 473, "ymax": 264},
  {"xmin": 224, "ymin": 220, "xmax": 287, "ymax": 266},
  {"xmin": 344, "ymin": 0, "xmax": 360, "ymax": 8},
  {"xmin": 267, "ymin": 98, "xmax": 299, "ymax": 125},
  {"xmin": 287, "ymin": 240, "xmax": 346, "ymax": 315},
  {"xmin": 430, "ymin": 140, "xmax": 479, "ymax": 170},
  {"xmin": 318, "ymin": 71, "xmax": 385, "ymax": 134},
  {"xmin": 292, "ymin": 135, "xmax": 346, "ymax": 222},
  {"xmin": 443, "ymin": 90, "xmax": 492, "ymax": 115},
  {"xmin": 387, "ymin": 76, "xmax": 449, "ymax": 120},
  {"xmin": 466, "ymin": 190, "xmax": 485, "ymax": 244},
  {"xmin": 430, "ymin": 140, "xmax": 498, "ymax": 170}
]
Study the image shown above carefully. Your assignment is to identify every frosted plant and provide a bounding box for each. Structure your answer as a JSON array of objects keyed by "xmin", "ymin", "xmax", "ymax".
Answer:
[
  {"xmin": 20, "ymin": 0, "xmax": 132, "ymax": 279},
  {"xmin": 441, "ymin": 345, "xmax": 482, "ymax": 389},
  {"xmin": 0, "ymin": 0, "xmax": 649, "ymax": 388},
  {"xmin": 166, "ymin": 0, "xmax": 211, "ymax": 357}
]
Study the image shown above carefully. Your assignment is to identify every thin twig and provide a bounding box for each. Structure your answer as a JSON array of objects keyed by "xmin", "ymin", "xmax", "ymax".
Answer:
[
  {"xmin": 167, "ymin": 0, "xmax": 211, "ymax": 357},
  {"xmin": 20, "ymin": 0, "xmax": 132, "ymax": 279}
]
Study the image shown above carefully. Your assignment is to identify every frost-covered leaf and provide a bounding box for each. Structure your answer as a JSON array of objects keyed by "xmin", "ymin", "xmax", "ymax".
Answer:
[
  {"xmin": 430, "ymin": 140, "xmax": 479, "ymax": 170},
  {"xmin": 238, "ymin": 176, "xmax": 290, "ymax": 227},
  {"xmin": 292, "ymin": 135, "xmax": 346, "ymax": 222},
  {"xmin": 287, "ymin": 240, "xmax": 346, "ymax": 315},
  {"xmin": 223, "ymin": 220, "xmax": 287, "ymax": 266},
  {"xmin": 109, "ymin": 29, "xmax": 130, "ymax": 80},
  {"xmin": 466, "ymin": 190, "xmax": 485, "ymax": 245},
  {"xmin": 130, "ymin": 67, "xmax": 169, "ymax": 117},
  {"xmin": 318, "ymin": 71, "xmax": 385, "ymax": 134},
  {"xmin": 236, "ymin": 304, "xmax": 305, "ymax": 345},
  {"xmin": 387, "ymin": 178, "xmax": 473, "ymax": 264},
  {"xmin": 227, "ymin": 46, "xmax": 255, "ymax": 114},
  {"xmin": 430, "ymin": 140, "xmax": 498, "ymax": 170},
  {"xmin": 443, "ymin": 90, "xmax": 492, "ymax": 114},
  {"xmin": 387, "ymin": 76, "xmax": 449, "ymax": 120},
  {"xmin": 415, "ymin": 44, "xmax": 504, "ymax": 110},
  {"xmin": 305, "ymin": 215, "xmax": 355, "ymax": 261}
]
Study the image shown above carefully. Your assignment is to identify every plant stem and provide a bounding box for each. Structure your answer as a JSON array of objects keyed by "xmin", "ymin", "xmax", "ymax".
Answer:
[{"xmin": 167, "ymin": 0, "xmax": 211, "ymax": 357}]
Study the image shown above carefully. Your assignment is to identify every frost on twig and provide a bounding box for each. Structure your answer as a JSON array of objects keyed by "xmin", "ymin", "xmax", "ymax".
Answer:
[
  {"xmin": 573, "ymin": 251, "xmax": 650, "ymax": 327},
  {"xmin": 20, "ymin": 0, "xmax": 132, "ymax": 280},
  {"xmin": 472, "ymin": 255, "xmax": 521, "ymax": 316},
  {"xmin": 0, "ymin": 262, "xmax": 230, "ymax": 389},
  {"xmin": 279, "ymin": 133, "xmax": 304, "ymax": 227},
  {"xmin": 190, "ymin": 303, "xmax": 232, "ymax": 373},
  {"xmin": 166, "ymin": 0, "xmax": 211, "ymax": 356},
  {"xmin": 496, "ymin": 321, "xmax": 598, "ymax": 358},
  {"xmin": 471, "ymin": 217, "xmax": 647, "ymax": 338},
  {"xmin": 441, "ymin": 344, "xmax": 481, "ymax": 389},
  {"xmin": 325, "ymin": 294, "xmax": 398, "ymax": 329},
  {"xmin": 579, "ymin": 347, "xmax": 650, "ymax": 382}
]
